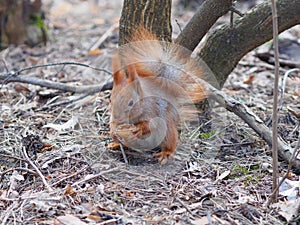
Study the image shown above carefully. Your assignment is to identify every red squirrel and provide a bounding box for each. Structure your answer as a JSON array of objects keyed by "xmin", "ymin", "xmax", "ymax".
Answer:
[{"xmin": 109, "ymin": 26, "xmax": 206, "ymax": 164}]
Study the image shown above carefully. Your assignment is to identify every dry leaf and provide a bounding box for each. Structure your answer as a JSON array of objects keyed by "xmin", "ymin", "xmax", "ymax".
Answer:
[
  {"xmin": 14, "ymin": 84, "xmax": 31, "ymax": 93},
  {"xmin": 123, "ymin": 190, "xmax": 134, "ymax": 198},
  {"xmin": 43, "ymin": 116, "xmax": 79, "ymax": 131},
  {"xmin": 26, "ymin": 56, "xmax": 39, "ymax": 64},
  {"xmin": 271, "ymin": 199, "xmax": 300, "ymax": 222},
  {"xmin": 30, "ymin": 199, "xmax": 51, "ymax": 212},
  {"xmin": 52, "ymin": 21, "xmax": 66, "ymax": 29},
  {"xmin": 9, "ymin": 171, "xmax": 24, "ymax": 196},
  {"xmin": 88, "ymin": 48, "xmax": 101, "ymax": 56},
  {"xmin": 64, "ymin": 183, "xmax": 76, "ymax": 196},
  {"xmin": 15, "ymin": 102, "xmax": 37, "ymax": 111},
  {"xmin": 191, "ymin": 217, "xmax": 209, "ymax": 225},
  {"xmin": 107, "ymin": 142, "xmax": 120, "ymax": 150},
  {"xmin": 86, "ymin": 214, "xmax": 102, "ymax": 221},
  {"xmin": 279, "ymin": 178, "xmax": 300, "ymax": 199},
  {"xmin": 243, "ymin": 74, "xmax": 255, "ymax": 84},
  {"xmin": 54, "ymin": 214, "xmax": 88, "ymax": 225},
  {"xmin": 40, "ymin": 142, "xmax": 57, "ymax": 152},
  {"xmin": 215, "ymin": 170, "xmax": 230, "ymax": 182},
  {"xmin": 287, "ymin": 106, "xmax": 300, "ymax": 118}
]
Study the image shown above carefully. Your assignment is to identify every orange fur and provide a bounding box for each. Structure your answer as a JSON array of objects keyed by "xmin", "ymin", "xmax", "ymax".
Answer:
[{"xmin": 110, "ymin": 26, "xmax": 207, "ymax": 164}]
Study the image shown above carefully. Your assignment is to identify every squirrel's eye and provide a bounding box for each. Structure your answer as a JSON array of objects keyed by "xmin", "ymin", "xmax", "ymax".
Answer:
[{"xmin": 128, "ymin": 99, "xmax": 134, "ymax": 107}]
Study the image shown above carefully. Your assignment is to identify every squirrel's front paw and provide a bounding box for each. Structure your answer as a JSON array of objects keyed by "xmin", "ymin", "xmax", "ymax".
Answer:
[
  {"xmin": 155, "ymin": 151, "xmax": 174, "ymax": 164},
  {"xmin": 113, "ymin": 124, "xmax": 141, "ymax": 145},
  {"xmin": 131, "ymin": 126, "xmax": 143, "ymax": 138},
  {"xmin": 107, "ymin": 142, "xmax": 120, "ymax": 150}
]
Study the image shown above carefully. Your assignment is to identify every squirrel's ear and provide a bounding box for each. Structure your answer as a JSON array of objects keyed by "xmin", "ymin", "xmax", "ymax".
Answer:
[
  {"xmin": 127, "ymin": 64, "xmax": 139, "ymax": 83},
  {"xmin": 112, "ymin": 54, "xmax": 126, "ymax": 85},
  {"xmin": 127, "ymin": 64, "xmax": 143, "ymax": 96}
]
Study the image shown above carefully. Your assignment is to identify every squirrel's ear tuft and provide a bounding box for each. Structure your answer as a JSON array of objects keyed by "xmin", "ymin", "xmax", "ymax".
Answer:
[
  {"xmin": 127, "ymin": 64, "xmax": 139, "ymax": 83},
  {"xmin": 127, "ymin": 64, "xmax": 143, "ymax": 96},
  {"xmin": 112, "ymin": 54, "xmax": 126, "ymax": 85}
]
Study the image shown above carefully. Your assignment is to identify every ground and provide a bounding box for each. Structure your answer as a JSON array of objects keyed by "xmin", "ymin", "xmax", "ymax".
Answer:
[{"xmin": 0, "ymin": 0, "xmax": 300, "ymax": 224}]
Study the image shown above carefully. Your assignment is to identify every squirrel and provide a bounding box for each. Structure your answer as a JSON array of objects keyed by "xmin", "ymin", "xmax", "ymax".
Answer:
[{"xmin": 109, "ymin": 26, "xmax": 206, "ymax": 164}]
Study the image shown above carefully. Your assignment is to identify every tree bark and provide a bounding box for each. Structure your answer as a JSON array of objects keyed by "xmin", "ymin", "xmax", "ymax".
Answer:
[
  {"xmin": 119, "ymin": 0, "xmax": 172, "ymax": 45},
  {"xmin": 197, "ymin": 0, "xmax": 300, "ymax": 87},
  {"xmin": 176, "ymin": 0, "xmax": 233, "ymax": 51}
]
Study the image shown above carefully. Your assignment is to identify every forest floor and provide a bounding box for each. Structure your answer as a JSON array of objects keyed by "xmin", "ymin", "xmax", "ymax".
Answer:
[{"xmin": 1, "ymin": 0, "xmax": 300, "ymax": 224}]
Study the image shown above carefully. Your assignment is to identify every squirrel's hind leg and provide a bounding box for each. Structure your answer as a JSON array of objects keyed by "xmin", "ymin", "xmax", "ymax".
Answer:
[{"xmin": 155, "ymin": 122, "xmax": 178, "ymax": 164}]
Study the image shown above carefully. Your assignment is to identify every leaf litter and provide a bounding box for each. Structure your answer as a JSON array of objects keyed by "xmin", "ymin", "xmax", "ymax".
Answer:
[{"xmin": 0, "ymin": 0, "xmax": 300, "ymax": 224}]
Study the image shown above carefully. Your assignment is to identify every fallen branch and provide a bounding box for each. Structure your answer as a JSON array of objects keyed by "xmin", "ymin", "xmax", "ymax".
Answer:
[
  {"xmin": 1, "ymin": 74, "xmax": 113, "ymax": 94},
  {"xmin": 206, "ymin": 82, "xmax": 300, "ymax": 173},
  {"xmin": 1, "ymin": 74, "xmax": 113, "ymax": 93},
  {"xmin": 0, "ymin": 61, "xmax": 113, "ymax": 94}
]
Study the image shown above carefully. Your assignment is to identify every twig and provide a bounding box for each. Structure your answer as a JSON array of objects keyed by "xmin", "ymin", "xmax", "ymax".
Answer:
[
  {"xmin": 0, "ymin": 167, "xmax": 37, "ymax": 178},
  {"xmin": 175, "ymin": 197, "xmax": 195, "ymax": 216},
  {"xmin": 89, "ymin": 23, "xmax": 119, "ymax": 51},
  {"xmin": 229, "ymin": 6, "xmax": 244, "ymax": 17},
  {"xmin": 255, "ymin": 52, "xmax": 300, "ymax": 68},
  {"xmin": 40, "ymin": 93, "xmax": 91, "ymax": 110},
  {"xmin": 0, "ymin": 74, "xmax": 113, "ymax": 94},
  {"xmin": 207, "ymin": 212, "xmax": 213, "ymax": 225},
  {"xmin": 266, "ymin": 132, "xmax": 300, "ymax": 206},
  {"xmin": 120, "ymin": 143, "xmax": 128, "ymax": 164},
  {"xmin": 270, "ymin": 0, "xmax": 280, "ymax": 203},
  {"xmin": 0, "ymin": 201, "xmax": 19, "ymax": 225},
  {"xmin": 72, "ymin": 167, "xmax": 121, "ymax": 187},
  {"xmin": 51, "ymin": 165, "xmax": 89, "ymax": 187},
  {"xmin": 175, "ymin": 19, "xmax": 182, "ymax": 33},
  {"xmin": 229, "ymin": 2, "xmax": 244, "ymax": 29},
  {"xmin": 22, "ymin": 147, "xmax": 53, "ymax": 192},
  {"xmin": 98, "ymin": 218, "xmax": 121, "ymax": 225},
  {"xmin": 1, "ymin": 59, "xmax": 9, "ymax": 73},
  {"xmin": 0, "ymin": 153, "xmax": 28, "ymax": 162},
  {"xmin": 0, "ymin": 196, "xmax": 17, "ymax": 202},
  {"xmin": 279, "ymin": 68, "xmax": 300, "ymax": 109}
]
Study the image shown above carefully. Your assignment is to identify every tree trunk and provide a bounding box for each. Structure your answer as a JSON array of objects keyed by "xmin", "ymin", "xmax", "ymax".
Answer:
[
  {"xmin": 119, "ymin": 0, "xmax": 172, "ymax": 45},
  {"xmin": 0, "ymin": 0, "xmax": 46, "ymax": 49},
  {"xmin": 197, "ymin": 0, "xmax": 300, "ymax": 87}
]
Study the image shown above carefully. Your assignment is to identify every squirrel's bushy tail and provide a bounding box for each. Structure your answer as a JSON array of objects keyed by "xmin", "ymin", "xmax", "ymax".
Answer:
[
  {"xmin": 119, "ymin": 26, "xmax": 206, "ymax": 103},
  {"xmin": 116, "ymin": 26, "xmax": 207, "ymax": 122}
]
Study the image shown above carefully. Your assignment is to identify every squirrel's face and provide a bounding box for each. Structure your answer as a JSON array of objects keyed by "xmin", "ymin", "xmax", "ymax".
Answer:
[
  {"xmin": 110, "ymin": 80, "xmax": 144, "ymax": 125},
  {"xmin": 111, "ymin": 59, "xmax": 145, "ymax": 126}
]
